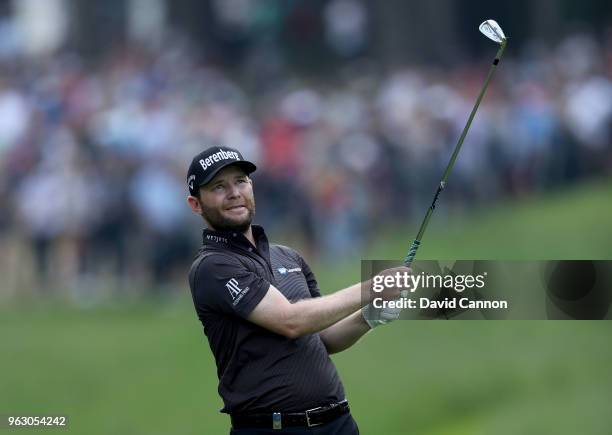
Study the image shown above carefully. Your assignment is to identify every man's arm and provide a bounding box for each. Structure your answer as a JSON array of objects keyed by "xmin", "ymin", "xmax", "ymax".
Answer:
[
  {"xmin": 247, "ymin": 266, "xmax": 409, "ymax": 339},
  {"xmin": 318, "ymin": 293, "xmax": 409, "ymax": 354},
  {"xmin": 318, "ymin": 310, "xmax": 370, "ymax": 354},
  {"xmin": 247, "ymin": 281, "xmax": 365, "ymax": 339}
]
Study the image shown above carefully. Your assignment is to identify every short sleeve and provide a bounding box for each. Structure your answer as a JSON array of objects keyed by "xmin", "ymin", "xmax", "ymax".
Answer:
[
  {"xmin": 191, "ymin": 254, "xmax": 270, "ymax": 318},
  {"xmin": 297, "ymin": 254, "xmax": 322, "ymax": 298}
]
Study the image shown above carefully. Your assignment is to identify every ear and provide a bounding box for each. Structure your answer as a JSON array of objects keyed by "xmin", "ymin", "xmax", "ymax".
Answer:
[{"xmin": 187, "ymin": 195, "xmax": 203, "ymax": 215}]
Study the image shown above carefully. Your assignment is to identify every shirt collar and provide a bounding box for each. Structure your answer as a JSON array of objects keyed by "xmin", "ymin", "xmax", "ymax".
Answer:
[{"xmin": 202, "ymin": 225, "xmax": 269, "ymax": 255}]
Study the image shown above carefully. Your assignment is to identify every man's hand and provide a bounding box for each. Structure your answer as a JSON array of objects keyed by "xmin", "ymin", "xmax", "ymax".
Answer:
[
  {"xmin": 362, "ymin": 266, "xmax": 412, "ymax": 329},
  {"xmin": 362, "ymin": 290, "xmax": 409, "ymax": 329}
]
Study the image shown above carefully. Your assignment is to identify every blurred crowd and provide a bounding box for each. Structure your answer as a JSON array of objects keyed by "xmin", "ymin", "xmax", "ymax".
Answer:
[{"xmin": 0, "ymin": 30, "xmax": 611, "ymax": 299}]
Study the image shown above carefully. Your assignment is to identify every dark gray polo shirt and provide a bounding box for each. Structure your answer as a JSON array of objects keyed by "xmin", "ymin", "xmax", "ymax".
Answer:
[{"xmin": 188, "ymin": 225, "xmax": 345, "ymax": 414}]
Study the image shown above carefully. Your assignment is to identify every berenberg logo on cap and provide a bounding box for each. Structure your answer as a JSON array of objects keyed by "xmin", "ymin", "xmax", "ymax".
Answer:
[{"xmin": 199, "ymin": 148, "xmax": 241, "ymax": 171}]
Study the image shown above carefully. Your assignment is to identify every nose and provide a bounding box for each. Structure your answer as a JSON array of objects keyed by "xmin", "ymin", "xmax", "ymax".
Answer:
[{"xmin": 226, "ymin": 183, "xmax": 241, "ymax": 199}]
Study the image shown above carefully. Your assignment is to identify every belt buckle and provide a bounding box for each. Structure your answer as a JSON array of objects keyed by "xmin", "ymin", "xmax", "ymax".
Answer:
[
  {"xmin": 272, "ymin": 412, "xmax": 282, "ymax": 430},
  {"xmin": 305, "ymin": 406, "xmax": 324, "ymax": 427}
]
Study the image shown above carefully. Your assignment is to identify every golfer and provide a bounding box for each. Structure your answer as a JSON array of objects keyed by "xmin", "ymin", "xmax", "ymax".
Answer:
[{"xmin": 186, "ymin": 146, "xmax": 407, "ymax": 434}]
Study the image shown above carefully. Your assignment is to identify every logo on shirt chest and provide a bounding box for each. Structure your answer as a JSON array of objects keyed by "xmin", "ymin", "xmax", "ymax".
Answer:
[{"xmin": 277, "ymin": 267, "xmax": 302, "ymax": 275}]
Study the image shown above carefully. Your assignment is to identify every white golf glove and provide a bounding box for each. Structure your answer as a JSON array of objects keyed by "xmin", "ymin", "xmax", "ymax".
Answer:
[{"xmin": 362, "ymin": 290, "xmax": 409, "ymax": 329}]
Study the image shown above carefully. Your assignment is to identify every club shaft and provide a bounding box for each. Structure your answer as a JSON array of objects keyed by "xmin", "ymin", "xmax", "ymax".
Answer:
[{"xmin": 404, "ymin": 41, "xmax": 507, "ymax": 266}]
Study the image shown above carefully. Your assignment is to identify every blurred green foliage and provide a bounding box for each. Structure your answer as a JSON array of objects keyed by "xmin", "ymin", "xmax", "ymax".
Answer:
[{"xmin": 1, "ymin": 178, "xmax": 611, "ymax": 434}]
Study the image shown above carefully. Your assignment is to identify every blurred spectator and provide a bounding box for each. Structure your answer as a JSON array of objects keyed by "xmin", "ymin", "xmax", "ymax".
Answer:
[
  {"xmin": 324, "ymin": 0, "xmax": 369, "ymax": 58},
  {"xmin": 129, "ymin": 160, "xmax": 193, "ymax": 288}
]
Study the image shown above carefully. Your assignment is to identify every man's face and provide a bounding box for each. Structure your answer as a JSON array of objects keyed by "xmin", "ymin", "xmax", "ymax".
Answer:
[{"xmin": 192, "ymin": 165, "xmax": 255, "ymax": 232}]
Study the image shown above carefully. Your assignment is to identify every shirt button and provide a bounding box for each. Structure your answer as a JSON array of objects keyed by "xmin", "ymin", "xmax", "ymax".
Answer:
[
  {"xmin": 232, "ymin": 233, "xmax": 237, "ymax": 237},
  {"xmin": 248, "ymin": 247, "xmax": 253, "ymax": 252}
]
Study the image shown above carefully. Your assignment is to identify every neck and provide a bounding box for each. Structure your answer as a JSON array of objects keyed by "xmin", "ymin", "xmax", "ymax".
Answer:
[{"xmin": 243, "ymin": 226, "xmax": 255, "ymax": 246}]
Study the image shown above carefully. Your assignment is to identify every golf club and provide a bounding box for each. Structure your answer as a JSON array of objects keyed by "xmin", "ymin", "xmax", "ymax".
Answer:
[{"xmin": 404, "ymin": 19, "xmax": 508, "ymax": 266}]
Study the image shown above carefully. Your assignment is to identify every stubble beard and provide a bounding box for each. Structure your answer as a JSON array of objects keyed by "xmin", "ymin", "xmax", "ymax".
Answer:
[{"xmin": 200, "ymin": 199, "xmax": 256, "ymax": 233}]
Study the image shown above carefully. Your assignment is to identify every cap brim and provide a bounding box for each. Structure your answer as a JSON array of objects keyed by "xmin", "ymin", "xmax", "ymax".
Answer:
[{"xmin": 199, "ymin": 160, "xmax": 257, "ymax": 187}]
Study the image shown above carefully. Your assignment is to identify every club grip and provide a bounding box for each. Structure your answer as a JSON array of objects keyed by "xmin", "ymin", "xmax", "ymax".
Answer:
[{"xmin": 404, "ymin": 239, "xmax": 421, "ymax": 266}]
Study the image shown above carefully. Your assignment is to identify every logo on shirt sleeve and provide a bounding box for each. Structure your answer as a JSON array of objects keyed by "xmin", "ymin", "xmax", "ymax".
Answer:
[{"xmin": 226, "ymin": 278, "xmax": 250, "ymax": 305}]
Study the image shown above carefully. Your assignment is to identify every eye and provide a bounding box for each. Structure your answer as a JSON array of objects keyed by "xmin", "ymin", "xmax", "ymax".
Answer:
[
  {"xmin": 237, "ymin": 179, "xmax": 247, "ymax": 184},
  {"xmin": 213, "ymin": 184, "xmax": 224, "ymax": 191}
]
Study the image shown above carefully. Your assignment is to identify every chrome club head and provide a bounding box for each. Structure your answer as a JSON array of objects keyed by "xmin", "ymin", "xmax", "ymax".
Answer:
[{"xmin": 479, "ymin": 19, "xmax": 506, "ymax": 44}]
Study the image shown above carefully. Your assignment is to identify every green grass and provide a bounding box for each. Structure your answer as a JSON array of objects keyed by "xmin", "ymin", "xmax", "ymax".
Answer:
[
  {"xmin": 311, "ymin": 177, "xmax": 612, "ymax": 289},
  {"xmin": 2, "ymin": 178, "xmax": 612, "ymax": 434},
  {"xmin": 2, "ymin": 306, "xmax": 611, "ymax": 434},
  {"xmin": 372, "ymin": 176, "xmax": 612, "ymax": 260}
]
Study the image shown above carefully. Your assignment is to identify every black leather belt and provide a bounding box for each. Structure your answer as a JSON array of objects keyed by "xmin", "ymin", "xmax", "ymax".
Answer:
[{"xmin": 230, "ymin": 400, "xmax": 350, "ymax": 430}]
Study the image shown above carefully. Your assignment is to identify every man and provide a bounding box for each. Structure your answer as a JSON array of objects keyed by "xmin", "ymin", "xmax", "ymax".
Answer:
[{"xmin": 186, "ymin": 146, "xmax": 408, "ymax": 434}]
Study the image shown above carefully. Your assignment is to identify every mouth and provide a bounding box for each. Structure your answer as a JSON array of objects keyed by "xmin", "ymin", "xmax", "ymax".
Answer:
[{"xmin": 225, "ymin": 205, "xmax": 247, "ymax": 212}]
